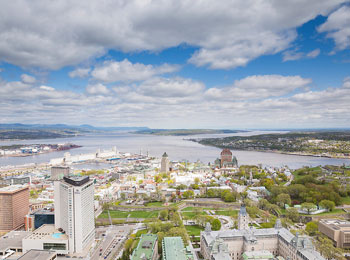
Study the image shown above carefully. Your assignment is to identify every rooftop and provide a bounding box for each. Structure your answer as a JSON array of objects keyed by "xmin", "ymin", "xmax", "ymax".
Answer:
[
  {"xmin": 131, "ymin": 234, "xmax": 157, "ymax": 260},
  {"xmin": 63, "ymin": 175, "xmax": 90, "ymax": 186},
  {"xmin": 18, "ymin": 249, "xmax": 57, "ymax": 260},
  {"xmin": 319, "ymin": 219, "xmax": 350, "ymax": 230},
  {"xmin": 0, "ymin": 185, "xmax": 28, "ymax": 194},
  {"xmin": 163, "ymin": 237, "xmax": 192, "ymax": 260},
  {"xmin": 0, "ymin": 231, "xmax": 32, "ymax": 253},
  {"xmin": 242, "ymin": 250, "xmax": 274, "ymax": 259},
  {"xmin": 25, "ymin": 224, "xmax": 68, "ymax": 241}
]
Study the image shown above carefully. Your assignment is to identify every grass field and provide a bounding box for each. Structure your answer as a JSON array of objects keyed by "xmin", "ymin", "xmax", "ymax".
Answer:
[
  {"xmin": 215, "ymin": 210, "xmax": 238, "ymax": 216},
  {"xmin": 99, "ymin": 210, "xmax": 159, "ymax": 219},
  {"xmin": 144, "ymin": 201, "xmax": 165, "ymax": 207},
  {"xmin": 185, "ymin": 225, "xmax": 204, "ymax": 236},
  {"xmin": 341, "ymin": 196, "xmax": 350, "ymax": 205},
  {"xmin": 181, "ymin": 211, "xmax": 207, "ymax": 218}
]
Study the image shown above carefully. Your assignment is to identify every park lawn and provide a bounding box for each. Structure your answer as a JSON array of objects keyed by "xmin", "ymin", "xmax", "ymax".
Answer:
[
  {"xmin": 181, "ymin": 211, "xmax": 207, "ymax": 218},
  {"xmin": 311, "ymin": 208, "xmax": 345, "ymax": 216},
  {"xmin": 100, "ymin": 210, "xmax": 159, "ymax": 219},
  {"xmin": 181, "ymin": 207, "xmax": 196, "ymax": 211},
  {"xmin": 185, "ymin": 225, "xmax": 204, "ymax": 236},
  {"xmin": 215, "ymin": 210, "xmax": 238, "ymax": 216},
  {"xmin": 341, "ymin": 196, "xmax": 350, "ymax": 205},
  {"xmin": 145, "ymin": 201, "xmax": 165, "ymax": 207}
]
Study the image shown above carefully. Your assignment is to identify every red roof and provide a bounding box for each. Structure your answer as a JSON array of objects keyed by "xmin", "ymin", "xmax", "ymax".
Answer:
[{"xmin": 221, "ymin": 148, "xmax": 232, "ymax": 155}]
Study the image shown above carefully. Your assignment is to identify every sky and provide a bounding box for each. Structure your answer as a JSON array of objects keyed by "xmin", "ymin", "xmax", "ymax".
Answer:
[{"xmin": 0, "ymin": 0, "xmax": 350, "ymax": 129}]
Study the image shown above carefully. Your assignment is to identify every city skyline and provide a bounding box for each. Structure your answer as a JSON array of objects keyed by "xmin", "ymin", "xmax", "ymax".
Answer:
[{"xmin": 0, "ymin": 1, "xmax": 350, "ymax": 128}]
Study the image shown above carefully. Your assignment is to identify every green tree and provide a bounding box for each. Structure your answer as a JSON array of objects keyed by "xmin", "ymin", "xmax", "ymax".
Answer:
[
  {"xmin": 182, "ymin": 190, "xmax": 194, "ymax": 199},
  {"xmin": 315, "ymin": 236, "xmax": 346, "ymax": 260},
  {"xmin": 286, "ymin": 208, "xmax": 300, "ymax": 223},
  {"xmin": 301, "ymin": 202, "xmax": 316, "ymax": 214},
  {"xmin": 160, "ymin": 210, "xmax": 168, "ymax": 220},
  {"xmin": 305, "ymin": 221, "xmax": 318, "ymax": 236},
  {"xmin": 211, "ymin": 218, "xmax": 221, "ymax": 231},
  {"xmin": 319, "ymin": 200, "xmax": 335, "ymax": 212},
  {"xmin": 276, "ymin": 193, "xmax": 291, "ymax": 209}
]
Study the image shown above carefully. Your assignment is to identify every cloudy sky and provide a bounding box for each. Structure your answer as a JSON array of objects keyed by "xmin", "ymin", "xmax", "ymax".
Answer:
[{"xmin": 1, "ymin": 0, "xmax": 350, "ymax": 129}]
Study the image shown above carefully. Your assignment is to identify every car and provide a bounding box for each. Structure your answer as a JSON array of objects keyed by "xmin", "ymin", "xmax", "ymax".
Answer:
[{"xmin": 100, "ymin": 248, "xmax": 103, "ymax": 252}]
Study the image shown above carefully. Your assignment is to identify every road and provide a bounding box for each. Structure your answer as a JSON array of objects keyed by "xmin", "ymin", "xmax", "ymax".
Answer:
[{"xmin": 90, "ymin": 224, "xmax": 137, "ymax": 260}]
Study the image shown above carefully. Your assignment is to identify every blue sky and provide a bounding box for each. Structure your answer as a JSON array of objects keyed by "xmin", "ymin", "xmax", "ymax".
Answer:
[{"xmin": 0, "ymin": 1, "xmax": 349, "ymax": 129}]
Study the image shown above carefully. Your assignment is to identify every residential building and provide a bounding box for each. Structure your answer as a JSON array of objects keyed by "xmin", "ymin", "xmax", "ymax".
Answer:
[
  {"xmin": 54, "ymin": 176, "xmax": 95, "ymax": 254},
  {"xmin": 162, "ymin": 237, "xmax": 193, "ymax": 260},
  {"xmin": 0, "ymin": 185, "xmax": 29, "ymax": 232},
  {"xmin": 318, "ymin": 219, "xmax": 350, "ymax": 248},
  {"xmin": 161, "ymin": 152, "xmax": 170, "ymax": 173},
  {"xmin": 131, "ymin": 234, "xmax": 158, "ymax": 260}
]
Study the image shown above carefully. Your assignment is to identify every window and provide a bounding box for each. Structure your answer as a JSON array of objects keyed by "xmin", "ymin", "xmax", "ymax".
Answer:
[{"xmin": 43, "ymin": 243, "xmax": 66, "ymax": 250}]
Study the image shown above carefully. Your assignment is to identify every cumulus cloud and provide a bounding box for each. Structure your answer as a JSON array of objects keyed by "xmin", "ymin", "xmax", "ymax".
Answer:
[
  {"xmin": 91, "ymin": 59, "xmax": 179, "ymax": 83},
  {"xmin": 0, "ymin": 0, "xmax": 345, "ymax": 69},
  {"xmin": 205, "ymin": 75, "xmax": 311, "ymax": 100},
  {"xmin": 86, "ymin": 83, "xmax": 110, "ymax": 95},
  {"xmin": 318, "ymin": 5, "xmax": 350, "ymax": 51},
  {"xmin": 283, "ymin": 48, "xmax": 320, "ymax": 61},
  {"xmin": 69, "ymin": 68, "xmax": 91, "ymax": 78},
  {"xmin": 21, "ymin": 74, "xmax": 36, "ymax": 84}
]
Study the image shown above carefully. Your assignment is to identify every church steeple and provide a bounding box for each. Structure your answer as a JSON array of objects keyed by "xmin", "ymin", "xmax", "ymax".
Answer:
[{"xmin": 238, "ymin": 204, "xmax": 249, "ymax": 230}]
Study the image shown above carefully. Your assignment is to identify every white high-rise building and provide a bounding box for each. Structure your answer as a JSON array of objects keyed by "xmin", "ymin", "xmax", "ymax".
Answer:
[
  {"xmin": 160, "ymin": 152, "xmax": 170, "ymax": 173},
  {"xmin": 54, "ymin": 176, "xmax": 95, "ymax": 254}
]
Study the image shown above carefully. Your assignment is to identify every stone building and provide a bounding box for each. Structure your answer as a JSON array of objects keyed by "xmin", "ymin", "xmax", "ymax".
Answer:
[
  {"xmin": 160, "ymin": 152, "xmax": 170, "ymax": 173},
  {"xmin": 200, "ymin": 205, "xmax": 325, "ymax": 260}
]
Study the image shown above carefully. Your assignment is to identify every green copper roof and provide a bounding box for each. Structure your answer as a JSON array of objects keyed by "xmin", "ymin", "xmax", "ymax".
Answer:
[
  {"xmin": 131, "ymin": 234, "xmax": 157, "ymax": 260},
  {"xmin": 162, "ymin": 237, "xmax": 193, "ymax": 260}
]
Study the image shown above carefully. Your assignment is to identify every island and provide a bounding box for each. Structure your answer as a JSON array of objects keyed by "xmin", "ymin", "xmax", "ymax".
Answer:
[{"xmin": 192, "ymin": 131, "xmax": 350, "ymax": 158}]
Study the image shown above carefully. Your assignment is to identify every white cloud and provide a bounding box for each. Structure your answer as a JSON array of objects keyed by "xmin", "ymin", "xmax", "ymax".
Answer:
[
  {"xmin": 282, "ymin": 49, "xmax": 304, "ymax": 62},
  {"xmin": 138, "ymin": 77, "xmax": 205, "ymax": 98},
  {"xmin": 91, "ymin": 59, "xmax": 179, "ymax": 83},
  {"xmin": 86, "ymin": 83, "xmax": 110, "ymax": 95},
  {"xmin": 306, "ymin": 48, "xmax": 320, "ymax": 58},
  {"xmin": 69, "ymin": 68, "xmax": 90, "ymax": 78},
  {"xmin": 39, "ymin": 85, "xmax": 54, "ymax": 91},
  {"xmin": 21, "ymin": 74, "xmax": 36, "ymax": 84},
  {"xmin": 205, "ymin": 75, "xmax": 311, "ymax": 100},
  {"xmin": 0, "ymin": 1, "xmax": 345, "ymax": 69},
  {"xmin": 318, "ymin": 5, "xmax": 350, "ymax": 50}
]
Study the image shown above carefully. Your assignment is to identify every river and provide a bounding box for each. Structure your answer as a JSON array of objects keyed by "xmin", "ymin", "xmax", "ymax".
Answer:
[{"xmin": 0, "ymin": 131, "xmax": 350, "ymax": 169}]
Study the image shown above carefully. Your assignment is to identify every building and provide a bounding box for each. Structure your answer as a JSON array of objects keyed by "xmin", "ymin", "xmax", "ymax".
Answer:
[
  {"xmin": 214, "ymin": 149, "xmax": 238, "ymax": 168},
  {"xmin": 0, "ymin": 185, "xmax": 29, "ymax": 232},
  {"xmin": 318, "ymin": 219, "xmax": 350, "ymax": 248},
  {"xmin": 131, "ymin": 234, "xmax": 158, "ymax": 260},
  {"xmin": 18, "ymin": 249, "xmax": 57, "ymax": 260},
  {"xmin": 162, "ymin": 237, "xmax": 193, "ymax": 260},
  {"xmin": 22, "ymin": 224, "xmax": 69, "ymax": 255},
  {"xmin": 200, "ymin": 205, "xmax": 325, "ymax": 260},
  {"xmin": 237, "ymin": 205, "xmax": 249, "ymax": 230},
  {"xmin": 242, "ymin": 250, "xmax": 274, "ymax": 260},
  {"xmin": 0, "ymin": 231, "xmax": 32, "ymax": 257},
  {"xmin": 54, "ymin": 176, "xmax": 95, "ymax": 254},
  {"xmin": 161, "ymin": 152, "xmax": 170, "ymax": 173},
  {"xmin": 25, "ymin": 208, "xmax": 55, "ymax": 231},
  {"xmin": 50, "ymin": 166, "xmax": 70, "ymax": 180}
]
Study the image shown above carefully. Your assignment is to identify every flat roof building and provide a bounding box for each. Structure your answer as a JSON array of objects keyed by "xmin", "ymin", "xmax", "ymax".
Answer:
[
  {"xmin": 0, "ymin": 185, "xmax": 29, "ymax": 232},
  {"xmin": 131, "ymin": 234, "xmax": 158, "ymax": 260},
  {"xmin": 54, "ymin": 176, "xmax": 95, "ymax": 254},
  {"xmin": 22, "ymin": 224, "xmax": 69, "ymax": 255},
  {"xmin": 0, "ymin": 231, "xmax": 32, "ymax": 257},
  {"xmin": 162, "ymin": 237, "xmax": 193, "ymax": 260},
  {"xmin": 318, "ymin": 219, "xmax": 350, "ymax": 248},
  {"xmin": 18, "ymin": 249, "xmax": 57, "ymax": 260}
]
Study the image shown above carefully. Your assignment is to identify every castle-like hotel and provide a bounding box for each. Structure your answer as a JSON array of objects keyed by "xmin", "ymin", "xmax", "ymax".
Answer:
[{"xmin": 200, "ymin": 205, "xmax": 325, "ymax": 260}]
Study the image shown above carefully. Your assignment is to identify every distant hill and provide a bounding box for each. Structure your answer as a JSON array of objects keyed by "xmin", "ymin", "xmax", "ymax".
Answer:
[{"xmin": 134, "ymin": 129, "xmax": 246, "ymax": 136}]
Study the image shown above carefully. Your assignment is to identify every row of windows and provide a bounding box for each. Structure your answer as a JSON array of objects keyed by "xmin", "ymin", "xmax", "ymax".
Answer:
[{"xmin": 43, "ymin": 243, "xmax": 67, "ymax": 250}]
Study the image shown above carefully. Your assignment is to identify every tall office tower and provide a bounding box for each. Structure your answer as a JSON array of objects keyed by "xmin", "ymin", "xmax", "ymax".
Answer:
[
  {"xmin": 51, "ymin": 166, "xmax": 70, "ymax": 180},
  {"xmin": 0, "ymin": 185, "xmax": 29, "ymax": 232},
  {"xmin": 54, "ymin": 176, "xmax": 95, "ymax": 254},
  {"xmin": 160, "ymin": 152, "xmax": 170, "ymax": 173}
]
